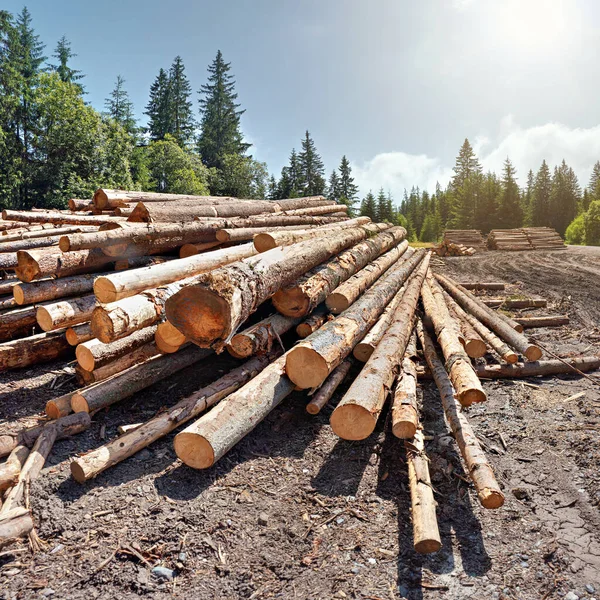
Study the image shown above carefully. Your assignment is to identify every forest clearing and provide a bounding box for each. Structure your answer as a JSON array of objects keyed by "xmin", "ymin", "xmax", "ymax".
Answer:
[{"xmin": 0, "ymin": 192, "xmax": 598, "ymax": 600}]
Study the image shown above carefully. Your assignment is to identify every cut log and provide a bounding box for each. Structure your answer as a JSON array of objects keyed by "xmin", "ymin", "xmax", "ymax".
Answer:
[
  {"xmin": 13, "ymin": 271, "xmax": 106, "ymax": 305},
  {"xmin": 16, "ymin": 248, "xmax": 115, "ymax": 283},
  {"xmin": 421, "ymin": 274, "xmax": 486, "ymax": 406},
  {"xmin": 0, "ymin": 234, "xmax": 63, "ymax": 253},
  {"xmin": 296, "ymin": 305, "xmax": 329, "ymax": 338},
  {"xmin": 326, "ymin": 245, "xmax": 415, "ymax": 314},
  {"xmin": 434, "ymin": 274, "xmax": 542, "ymax": 361},
  {"xmin": 2, "ymin": 209, "xmax": 124, "ymax": 226},
  {"xmin": 0, "ymin": 330, "xmax": 71, "ymax": 371},
  {"xmin": 417, "ymin": 321, "xmax": 504, "ymax": 509},
  {"xmin": 306, "ymin": 359, "xmax": 353, "ymax": 415},
  {"xmin": 178, "ymin": 240, "xmax": 223, "ymax": 257},
  {"xmin": 155, "ymin": 320, "xmax": 187, "ymax": 353},
  {"xmin": 513, "ymin": 315, "xmax": 569, "ymax": 328},
  {"xmin": 272, "ymin": 230, "xmax": 408, "ymax": 318},
  {"xmin": 174, "ymin": 354, "xmax": 294, "ymax": 469},
  {"xmin": 278, "ymin": 204, "xmax": 348, "ymax": 216},
  {"xmin": 0, "ymin": 412, "xmax": 91, "ymax": 459},
  {"xmin": 227, "ymin": 313, "xmax": 300, "ymax": 359},
  {"xmin": 45, "ymin": 392, "xmax": 73, "ymax": 419},
  {"xmin": 330, "ymin": 255, "xmax": 429, "ymax": 440},
  {"xmin": 68, "ymin": 198, "xmax": 94, "ymax": 211},
  {"xmin": 75, "ymin": 342, "xmax": 160, "ymax": 385},
  {"xmin": 65, "ymin": 322, "xmax": 94, "ymax": 346},
  {"xmin": 483, "ymin": 298, "xmax": 547, "ymax": 309},
  {"xmin": 0, "ymin": 507, "xmax": 34, "ymax": 546},
  {"xmin": 215, "ymin": 225, "xmax": 313, "ymax": 243},
  {"xmin": 0, "ymin": 305, "xmax": 37, "ymax": 342},
  {"xmin": 473, "ymin": 356, "xmax": 600, "ymax": 378},
  {"xmin": 0, "ymin": 253, "xmax": 18, "ymax": 270},
  {"xmin": 76, "ymin": 325, "xmax": 158, "ymax": 371},
  {"xmin": 458, "ymin": 282, "xmax": 505, "ymax": 290},
  {"xmin": 36, "ymin": 294, "xmax": 96, "ymax": 332},
  {"xmin": 93, "ymin": 189, "xmax": 237, "ymax": 209},
  {"xmin": 391, "ymin": 333, "xmax": 420, "ymax": 439},
  {"xmin": 165, "ymin": 226, "xmax": 388, "ymax": 350},
  {"xmin": 0, "ymin": 446, "xmax": 29, "ymax": 492},
  {"xmin": 442, "ymin": 293, "xmax": 487, "ymax": 359},
  {"xmin": 94, "ymin": 242, "xmax": 257, "ymax": 303},
  {"xmin": 1, "ymin": 225, "xmax": 97, "ymax": 244},
  {"xmin": 70, "ymin": 346, "xmax": 211, "ymax": 413},
  {"xmin": 0, "ymin": 297, "xmax": 16, "ymax": 311},
  {"xmin": 406, "ymin": 430, "xmax": 442, "ymax": 553},
  {"xmin": 70, "ymin": 353, "xmax": 272, "ymax": 482},
  {"xmin": 285, "ymin": 249, "xmax": 426, "ymax": 389},
  {"xmin": 0, "ymin": 277, "xmax": 17, "ymax": 296},
  {"xmin": 253, "ymin": 217, "xmax": 372, "ymax": 252},
  {"xmin": 114, "ymin": 255, "xmax": 172, "ymax": 270}
]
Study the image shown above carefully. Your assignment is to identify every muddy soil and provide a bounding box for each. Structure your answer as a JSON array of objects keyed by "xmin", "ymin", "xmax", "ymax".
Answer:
[{"xmin": 1, "ymin": 246, "xmax": 599, "ymax": 600}]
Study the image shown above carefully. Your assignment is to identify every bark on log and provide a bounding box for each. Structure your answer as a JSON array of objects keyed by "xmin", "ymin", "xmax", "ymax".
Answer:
[
  {"xmin": 0, "ymin": 221, "xmax": 33, "ymax": 232},
  {"xmin": 0, "ymin": 330, "xmax": 71, "ymax": 371},
  {"xmin": 227, "ymin": 313, "xmax": 300, "ymax": 359},
  {"xmin": 272, "ymin": 231, "xmax": 408, "ymax": 318},
  {"xmin": 75, "ymin": 342, "xmax": 160, "ymax": 385},
  {"xmin": 0, "ymin": 306, "xmax": 37, "ymax": 342},
  {"xmin": 0, "ymin": 234, "xmax": 63, "ymax": 253},
  {"xmin": 216, "ymin": 225, "xmax": 314, "ymax": 243},
  {"xmin": 178, "ymin": 241, "xmax": 223, "ymax": 257},
  {"xmin": 326, "ymin": 246, "xmax": 415, "ymax": 314},
  {"xmin": 406, "ymin": 430, "xmax": 442, "ymax": 553},
  {"xmin": 114, "ymin": 255, "xmax": 172, "ymax": 270},
  {"xmin": 70, "ymin": 353, "xmax": 272, "ymax": 482},
  {"xmin": 296, "ymin": 305, "xmax": 329, "ymax": 338},
  {"xmin": 13, "ymin": 272, "xmax": 106, "ymax": 306},
  {"xmin": 330, "ymin": 256, "xmax": 430, "ymax": 440},
  {"xmin": 174, "ymin": 354, "xmax": 294, "ymax": 469},
  {"xmin": 483, "ymin": 298, "xmax": 547, "ymax": 309},
  {"xmin": 45, "ymin": 392, "xmax": 73, "ymax": 419},
  {"xmin": 278, "ymin": 204, "xmax": 348, "ymax": 216},
  {"xmin": 93, "ymin": 189, "xmax": 237, "ymax": 209},
  {"xmin": 16, "ymin": 248, "xmax": 115, "ymax": 283},
  {"xmin": 1, "ymin": 225, "xmax": 97, "ymax": 244},
  {"xmin": 513, "ymin": 316, "xmax": 569, "ymax": 328},
  {"xmin": 473, "ymin": 356, "xmax": 600, "ymax": 378},
  {"xmin": 285, "ymin": 249, "xmax": 426, "ymax": 389},
  {"xmin": 0, "ymin": 253, "xmax": 18, "ymax": 270},
  {"xmin": 0, "ymin": 277, "xmax": 17, "ymax": 296},
  {"xmin": 76, "ymin": 325, "xmax": 158, "ymax": 371},
  {"xmin": 391, "ymin": 333, "xmax": 420, "ymax": 439},
  {"xmin": 435, "ymin": 274, "xmax": 542, "ymax": 361},
  {"xmin": 306, "ymin": 359, "xmax": 353, "ymax": 415},
  {"xmin": 0, "ymin": 297, "xmax": 16, "ymax": 311},
  {"xmin": 0, "ymin": 507, "xmax": 34, "ymax": 546},
  {"xmin": 443, "ymin": 293, "xmax": 487, "ymax": 359},
  {"xmin": 165, "ymin": 226, "xmax": 388, "ymax": 350},
  {"xmin": 458, "ymin": 282, "xmax": 505, "ymax": 290},
  {"xmin": 155, "ymin": 320, "xmax": 187, "ymax": 353},
  {"xmin": 70, "ymin": 346, "xmax": 212, "ymax": 413},
  {"xmin": 36, "ymin": 294, "xmax": 96, "ymax": 332},
  {"xmin": 421, "ymin": 275, "xmax": 486, "ymax": 406},
  {"xmin": 417, "ymin": 322, "xmax": 504, "ymax": 509},
  {"xmin": 0, "ymin": 446, "xmax": 29, "ymax": 492},
  {"xmin": 2, "ymin": 209, "xmax": 124, "ymax": 226},
  {"xmin": 65, "ymin": 322, "xmax": 94, "ymax": 346},
  {"xmin": 68, "ymin": 198, "xmax": 94, "ymax": 211}
]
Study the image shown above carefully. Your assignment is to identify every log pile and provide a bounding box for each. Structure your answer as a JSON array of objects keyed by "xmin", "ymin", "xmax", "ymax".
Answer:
[
  {"xmin": 487, "ymin": 229, "xmax": 532, "ymax": 251},
  {"xmin": 441, "ymin": 229, "xmax": 486, "ymax": 252},
  {"xmin": 434, "ymin": 240, "xmax": 476, "ymax": 256},
  {"xmin": 522, "ymin": 227, "xmax": 566, "ymax": 250}
]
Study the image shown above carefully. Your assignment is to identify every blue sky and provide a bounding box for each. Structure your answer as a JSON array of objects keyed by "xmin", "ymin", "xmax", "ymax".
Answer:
[{"xmin": 6, "ymin": 0, "xmax": 600, "ymax": 199}]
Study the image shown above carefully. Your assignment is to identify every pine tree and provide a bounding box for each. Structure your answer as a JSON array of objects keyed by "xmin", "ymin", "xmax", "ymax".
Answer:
[
  {"xmin": 531, "ymin": 160, "xmax": 552, "ymax": 226},
  {"xmin": 168, "ymin": 56, "xmax": 195, "ymax": 147},
  {"xmin": 475, "ymin": 172, "xmax": 500, "ymax": 232},
  {"xmin": 359, "ymin": 192, "xmax": 377, "ymax": 221},
  {"xmin": 145, "ymin": 68, "xmax": 171, "ymax": 142},
  {"xmin": 49, "ymin": 35, "xmax": 83, "ymax": 91},
  {"xmin": 588, "ymin": 161, "xmax": 600, "ymax": 201},
  {"xmin": 337, "ymin": 155, "xmax": 359, "ymax": 213},
  {"xmin": 327, "ymin": 169, "xmax": 340, "ymax": 202},
  {"xmin": 298, "ymin": 131, "xmax": 326, "ymax": 196},
  {"xmin": 495, "ymin": 158, "xmax": 522, "ymax": 228},
  {"xmin": 449, "ymin": 138, "xmax": 482, "ymax": 228},
  {"xmin": 550, "ymin": 160, "xmax": 580, "ymax": 236},
  {"xmin": 522, "ymin": 169, "xmax": 535, "ymax": 226},
  {"xmin": 267, "ymin": 175, "xmax": 278, "ymax": 200},
  {"xmin": 197, "ymin": 50, "xmax": 250, "ymax": 168},
  {"xmin": 105, "ymin": 75, "xmax": 136, "ymax": 136}
]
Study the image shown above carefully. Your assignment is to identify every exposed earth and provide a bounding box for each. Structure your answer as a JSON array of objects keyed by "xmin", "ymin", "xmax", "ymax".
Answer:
[{"xmin": 1, "ymin": 245, "xmax": 600, "ymax": 600}]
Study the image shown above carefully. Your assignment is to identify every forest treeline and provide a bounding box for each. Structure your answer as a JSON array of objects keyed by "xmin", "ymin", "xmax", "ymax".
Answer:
[{"xmin": 1, "ymin": 7, "xmax": 598, "ymax": 245}]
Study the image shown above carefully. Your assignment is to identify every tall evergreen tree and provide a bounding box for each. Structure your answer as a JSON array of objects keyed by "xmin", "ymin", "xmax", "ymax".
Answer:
[
  {"xmin": 337, "ymin": 155, "xmax": 359, "ymax": 213},
  {"xmin": 496, "ymin": 157, "xmax": 522, "ymax": 228},
  {"xmin": 145, "ymin": 68, "xmax": 171, "ymax": 141},
  {"xmin": 197, "ymin": 50, "xmax": 250, "ymax": 168},
  {"xmin": 105, "ymin": 75, "xmax": 136, "ymax": 136},
  {"xmin": 588, "ymin": 161, "xmax": 600, "ymax": 201},
  {"xmin": 531, "ymin": 160, "xmax": 552, "ymax": 226},
  {"xmin": 267, "ymin": 175, "xmax": 278, "ymax": 200},
  {"xmin": 359, "ymin": 191, "xmax": 377, "ymax": 221},
  {"xmin": 474, "ymin": 171, "xmax": 500, "ymax": 232},
  {"xmin": 522, "ymin": 169, "xmax": 535, "ymax": 226},
  {"xmin": 550, "ymin": 160, "xmax": 580, "ymax": 235},
  {"xmin": 49, "ymin": 35, "xmax": 83, "ymax": 91},
  {"xmin": 449, "ymin": 138, "xmax": 482, "ymax": 228},
  {"xmin": 298, "ymin": 131, "xmax": 326, "ymax": 195},
  {"xmin": 327, "ymin": 169, "xmax": 340, "ymax": 202},
  {"xmin": 168, "ymin": 56, "xmax": 195, "ymax": 147}
]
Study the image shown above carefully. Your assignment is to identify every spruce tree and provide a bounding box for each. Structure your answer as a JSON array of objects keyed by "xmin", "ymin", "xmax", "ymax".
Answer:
[
  {"xmin": 267, "ymin": 175, "xmax": 278, "ymax": 200},
  {"xmin": 449, "ymin": 138, "xmax": 482, "ymax": 228},
  {"xmin": 168, "ymin": 56, "xmax": 195, "ymax": 147},
  {"xmin": 359, "ymin": 191, "xmax": 377, "ymax": 221},
  {"xmin": 298, "ymin": 131, "xmax": 326, "ymax": 195},
  {"xmin": 287, "ymin": 148, "xmax": 302, "ymax": 196},
  {"xmin": 197, "ymin": 50, "xmax": 250, "ymax": 168},
  {"xmin": 475, "ymin": 172, "xmax": 500, "ymax": 232},
  {"xmin": 337, "ymin": 155, "xmax": 359, "ymax": 213},
  {"xmin": 522, "ymin": 169, "xmax": 535, "ymax": 226},
  {"xmin": 550, "ymin": 160, "xmax": 580, "ymax": 236},
  {"xmin": 496, "ymin": 158, "xmax": 522, "ymax": 228},
  {"xmin": 531, "ymin": 160, "xmax": 552, "ymax": 226},
  {"xmin": 105, "ymin": 75, "xmax": 136, "ymax": 136},
  {"xmin": 49, "ymin": 35, "xmax": 83, "ymax": 91},
  {"xmin": 377, "ymin": 188, "xmax": 394, "ymax": 222},
  {"xmin": 145, "ymin": 68, "xmax": 171, "ymax": 141},
  {"xmin": 327, "ymin": 169, "xmax": 340, "ymax": 202},
  {"xmin": 588, "ymin": 161, "xmax": 600, "ymax": 201}
]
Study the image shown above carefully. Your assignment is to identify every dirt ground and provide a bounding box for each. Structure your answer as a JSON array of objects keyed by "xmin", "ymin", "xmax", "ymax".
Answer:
[{"xmin": 1, "ymin": 245, "xmax": 600, "ymax": 600}]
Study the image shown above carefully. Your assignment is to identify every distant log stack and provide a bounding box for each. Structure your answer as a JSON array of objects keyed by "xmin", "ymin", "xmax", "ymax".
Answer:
[
  {"xmin": 522, "ymin": 227, "xmax": 566, "ymax": 250},
  {"xmin": 485, "ymin": 228, "xmax": 564, "ymax": 251},
  {"xmin": 438, "ymin": 230, "xmax": 486, "ymax": 254}
]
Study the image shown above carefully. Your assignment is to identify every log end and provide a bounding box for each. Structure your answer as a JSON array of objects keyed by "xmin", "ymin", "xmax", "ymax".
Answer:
[
  {"xmin": 215, "ymin": 230, "xmax": 229, "ymax": 243},
  {"xmin": 173, "ymin": 432, "xmax": 215, "ymax": 469},
  {"xmin": 352, "ymin": 343, "xmax": 374, "ymax": 363},
  {"xmin": 325, "ymin": 292, "xmax": 349, "ymax": 315},
  {"xmin": 478, "ymin": 488, "xmax": 505, "ymax": 509},
  {"xmin": 458, "ymin": 388, "xmax": 487, "ymax": 406},
  {"xmin": 464, "ymin": 339, "xmax": 487, "ymax": 359},
  {"xmin": 285, "ymin": 346, "xmax": 330, "ymax": 389},
  {"xmin": 513, "ymin": 323, "xmax": 524, "ymax": 333},
  {"xmin": 93, "ymin": 188, "xmax": 109, "ymax": 210},
  {"xmin": 252, "ymin": 233, "xmax": 276, "ymax": 253},
  {"xmin": 46, "ymin": 399, "xmax": 68, "ymax": 420},
  {"xmin": 15, "ymin": 252, "xmax": 39, "ymax": 283},
  {"xmin": 295, "ymin": 324, "xmax": 313, "ymax": 338},
  {"xmin": 179, "ymin": 244, "xmax": 199, "ymax": 258},
  {"xmin": 226, "ymin": 334, "xmax": 254, "ymax": 359},
  {"xmin": 70, "ymin": 393, "xmax": 90, "ymax": 414},
  {"xmin": 70, "ymin": 460, "xmax": 89, "ymax": 483},
  {"xmin": 93, "ymin": 276, "xmax": 119, "ymax": 304},
  {"xmin": 524, "ymin": 345, "xmax": 543, "ymax": 362},
  {"xmin": 504, "ymin": 351, "xmax": 519, "ymax": 364},
  {"xmin": 75, "ymin": 344, "xmax": 95, "ymax": 372},
  {"xmin": 36, "ymin": 306, "xmax": 54, "ymax": 332},
  {"xmin": 12, "ymin": 285, "xmax": 25, "ymax": 305},
  {"xmin": 414, "ymin": 538, "xmax": 442, "ymax": 554},
  {"xmin": 58, "ymin": 236, "xmax": 71, "ymax": 252},
  {"xmin": 271, "ymin": 288, "xmax": 310, "ymax": 318},
  {"xmin": 305, "ymin": 402, "xmax": 321, "ymax": 415},
  {"xmin": 90, "ymin": 306, "xmax": 117, "ymax": 343},
  {"xmin": 391, "ymin": 420, "xmax": 418, "ymax": 439},
  {"xmin": 330, "ymin": 404, "xmax": 376, "ymax": 440}
]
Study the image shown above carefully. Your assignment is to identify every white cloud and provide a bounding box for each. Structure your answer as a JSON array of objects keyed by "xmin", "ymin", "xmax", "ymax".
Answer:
[{"xmin": 353, "ymin": 117, "xmax": 600, "ymax": 205}]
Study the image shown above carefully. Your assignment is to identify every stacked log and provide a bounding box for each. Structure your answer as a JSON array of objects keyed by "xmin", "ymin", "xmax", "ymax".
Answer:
[
  {"xmin": 434, "ymin": 240, "xmax": 475, "ymax": 256},
  {"xmin": 442, "ymin": 229, "xmax": 486, "ymax": 251},
  {"xmin": 487, "ymin": 229, "xmax": 532, "ymax": 251},
  {"xmin": 523, "ymin": 227, "xmax": 566, "ymax": 250}
]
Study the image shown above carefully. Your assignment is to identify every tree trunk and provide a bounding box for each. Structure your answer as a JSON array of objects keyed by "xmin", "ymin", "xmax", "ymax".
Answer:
[
  {"xmin": 155, "ymin": 320, "xmax": 187, "ymax": 353},
  {"xmin": 114, "ymin": 255, "xmax": 173, "ymax": 270},
  {"xmin": 93, "ymin": 188, "xmax": 237, "ymax": 209},
  {"xmin": 93, "ymin": 243, "xmax": 257, "ymax": 303},
  {"xmin": 406, "ymin": 430, "xmax": 442, "ymax": 553},
  {"xmin": 0, "ymin": 253, "xmax": 18, "ymax": 269},
  {"xmin": 330, "ymin": 256, "xmax": 429, "ymax": 440},
  {"xmin": 0, "ymin": 234, "xmax": 63, "ymax": 253},
  {"xmin": 174, "ymin": 354, "xmax": 294, "ymax": 469},
  {"xmin": 326, "ymin": 246, "xmax": 415, "ymax": 314},
  {"xmin": 76, "ymin": 325, "xmax": 158, "ymax": 371},
  {"xmin": 13, "ymin": 271, "xmax": 108, "ymax": 305},
  {"xmin": 513, "ymin": 315, "xmax": 569, "ymax": 328},
  {"xmin": 2, "ymin": 225, "xmax": 97, "ymax": 244},
  {"xmin": 253, "ymin": 217, "xmax": 372, "ymax": 252},
  {"xmin": 0, "ymin": 507, "xmax": 34, "ymax": 546},
  {"xmin": 0, "ymin": 330, "xmax": 72, "ymax": 371},
  {"xmin": 306, "ymin": 359, "xmax": 353, "ymax": 415},
  {"xmin": 473, "ymin": 356, "xmax": 600, "ymax": 378},
  {"xmin": 45, "ymin": 392, "xmax": 74, "ymax": 419},
  {"xmin": 0, "ymin": 297, "xmax": 16, "ymax": 311},
  {"xmin": 227, "ymin": 313, "xmax": 300, "ymax": 359},
  {"xmin": 272, "ymin": 231, "xmax": 408, "ymax": 318},
  {"xmin": 277, "ymin": 204, "xmax": 347, "ymax": 216},
  {"xmin": 75, "ymin": 342, "xmax": 160, "ymax": 385},
  {"xmin": 482, "ymin": 298, "xmax": 547, "ymax": 309},
  {"xmin": 285, "ymin": 250, "xmax": 426, "ymax": 389},
  {"xmin": 65, "ymin": 322, "xmax": 94, "ymax": 346},
  {"xmin": 0, "ymin": 277, "xmax": 17, "ymax": 296},
  {"xmin": 296, "ymin": 305, "xmax": 329, "ymax": 338},
  {"xmin": 0, "ymin": 306, "xmax": 37, "ymax": 342},
  {"xmin": 458, "ymin": 282, "xmax": 505, "ymax": 290},
  {"xmin": 16, "ymin": 248, "xmax": 115, "ymax": 282},
  {"xmin": 70, "ymin": 346, "xmax": 211, "ymax": 413},
  {"xmin": 165, "ymin": 226, "xmax": 385, "ymax": 351},
  {"xmin": 36, "ymin": 294, "xmax": 96, "ymax": 332},
  {"xmin": 178, "ymin": 241, "xmax": 223, "ymax": 257},
  {"xmin": 2, "ymin": 209, "xmax": 124, "ymax": 226},
  {"xmin": 216, "ymin": 225, "xmax": 315, "ymax": 243},
  {"xmin": 70, "ymin": 353, "xmax": 272, "ymax": 482},
  {"xmin": 391, "ymin": 333, "xmax": 420, "ymax": 439},
  {"xmin": 68, "ymin": 199, "xmax": 94, "ymax": 211},
  {"xmin": 417, "ymin": 321, "xmax": 504, "ymax": 509},
  {"xmin": 421, "ymin": 274, "xmax": 486, "ymax": 406},
  {"xmin": 434, "ymin": 274, "xmax": 542, "ymax": 360},
  {"xmin": 0, "ymin": 446, "xmax": 29, "ymax": 492},
  {"xmin": 443, "ymin": 292, "xmax": 487, "ymax": 359}
]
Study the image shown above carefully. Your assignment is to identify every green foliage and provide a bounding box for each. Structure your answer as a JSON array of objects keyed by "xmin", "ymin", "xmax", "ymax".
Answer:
[
  {"xmin": 549, "ymin": 160, "xmax": 580, "ymax": 236},
  {"xmin": 145, "ymin": 68, "xmax": 171, "ymax": 141},
  {"xmin": 215, "ymin": 154, "xmax": 268, "ymax": 199},
  {"xmin": 565, "ymin": 214, "xmax": 585, "ymax": 245},
  {"xmin": 327, "ymin": 169, "xmax": 339, "ymax": 202},
  {"xmin": 584, "ymin": 200, "xmax": 600, "ymax": 246},
  {"xmin": 531, "ymin": 160, "xmax": 552, "ymax": 226},
  {"xmin": 49, "ymin": 35, "xmax": 83, "ymax": 92},
  {"xmin": 376, "ymin": 188, "xmax": 395, "ymax": 222},
  {"xmin": 359, "ymin": 192, "xmax": 377, "ymax": 221},
  {"xmin": 337, "ymin": 155, "xmax": 359, "ymax": 213},
  {"xmin": 168, "ymin": 56, "xmax": 195, "ymax": 147},
  {"xmin": 105, "ymin": 75, "xmax": 136, "ymax": 136},
  {"xmin": 420, "ymin": 211, "xmax": 442, "ymax": 242},
  {"xmin": 495, "ymin": 158, "xmax": 522, "ymax": 228},
  {"xmin": 298, "ymin": 131, "xmax": 326, "ymax": 196},
  {"xmin": 589, "ymin": 161, "xmax": 600, "ymax": 201}
]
